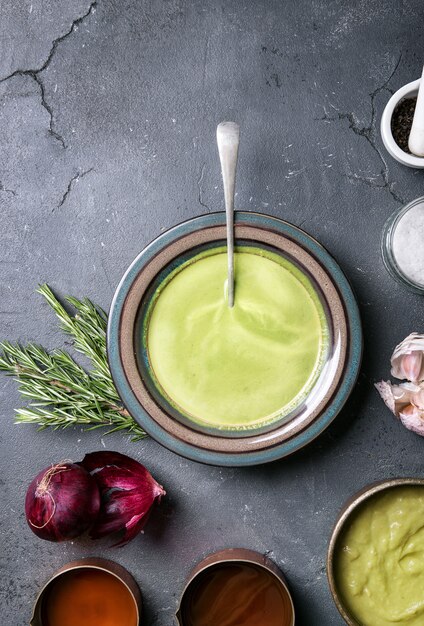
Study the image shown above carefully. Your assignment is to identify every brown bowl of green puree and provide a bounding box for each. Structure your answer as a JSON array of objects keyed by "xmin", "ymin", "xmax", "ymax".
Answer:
[{"xmin": 328, "ymin": 478, "xmax": 424, "ymax": 626}]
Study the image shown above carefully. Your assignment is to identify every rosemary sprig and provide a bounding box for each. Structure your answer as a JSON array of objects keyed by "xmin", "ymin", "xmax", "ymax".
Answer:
[{"xmin": 0, "ymin": 284, "xmax": 146, "ymax": 441}]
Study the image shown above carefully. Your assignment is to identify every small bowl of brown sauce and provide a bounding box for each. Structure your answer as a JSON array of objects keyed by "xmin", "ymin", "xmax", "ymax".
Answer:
[{"xmin": 176, "ymin": 548, "xmax": 295, "ymax": 626}]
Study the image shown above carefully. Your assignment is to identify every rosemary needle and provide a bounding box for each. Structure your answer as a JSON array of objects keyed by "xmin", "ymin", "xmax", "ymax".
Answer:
[{"xmin": 0, "ymin": 284, "xmax": 146, "ymax": 441}]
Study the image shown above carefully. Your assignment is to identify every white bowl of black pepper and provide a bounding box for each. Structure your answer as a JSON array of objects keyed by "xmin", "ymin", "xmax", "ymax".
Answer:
[{"xmin": 381, "ymin": 78, "xmax": 424, "ymax": 168}]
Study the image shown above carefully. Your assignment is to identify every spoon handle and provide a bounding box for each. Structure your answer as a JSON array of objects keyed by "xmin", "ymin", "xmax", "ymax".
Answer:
[{"xmin": 217, "ymin": 121, "xmax": 240, "ymax": 308}]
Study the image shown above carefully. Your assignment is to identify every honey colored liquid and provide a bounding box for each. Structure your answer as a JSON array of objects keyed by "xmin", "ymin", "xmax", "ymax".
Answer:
[
  {"xmin": 42, "ymin": 569, "xmax": 137, "ymax": 626},
  {"xmin": 182, "ymin": 563, "xmax": 293, "ymax": 626}
]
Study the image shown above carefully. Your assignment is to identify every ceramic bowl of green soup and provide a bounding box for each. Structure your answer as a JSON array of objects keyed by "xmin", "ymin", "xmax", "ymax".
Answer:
[
  {"xmin": 328, "ymin": 478, "xmax": 424, "ymax": 626},
  {"xmin": 108, "ymin": 211, "xmax": 362, "ymax": 465}
]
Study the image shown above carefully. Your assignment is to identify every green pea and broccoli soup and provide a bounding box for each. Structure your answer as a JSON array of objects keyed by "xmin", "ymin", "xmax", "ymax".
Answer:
[
  {"xmin": 335, "ymin": 486, "xmax": 424, "ymax": 626},
  {"xmin": 146, "ymin": 248, "xmax": 328, "ymax": 430}
]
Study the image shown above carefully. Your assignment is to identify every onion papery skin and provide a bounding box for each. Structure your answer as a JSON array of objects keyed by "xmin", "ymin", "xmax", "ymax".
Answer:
[
  {"xmin": 80, "ymin": 451, "xmax": 165, "ymax": 546},
  {"xmin": 25, "ymin": 462, "xmax": 100, "ymax": 542}
]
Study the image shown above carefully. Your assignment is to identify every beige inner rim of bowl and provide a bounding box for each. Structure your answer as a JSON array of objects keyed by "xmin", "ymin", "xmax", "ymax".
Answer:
[{"xmin": 119, "ymin": 223, "xmax": 348, "ymax": 453}]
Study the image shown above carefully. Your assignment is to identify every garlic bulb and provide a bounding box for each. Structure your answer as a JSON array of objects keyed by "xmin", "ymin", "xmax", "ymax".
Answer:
[{"xmin": 376, "ymin": 332, "xmax": 424, "ymax": 437}]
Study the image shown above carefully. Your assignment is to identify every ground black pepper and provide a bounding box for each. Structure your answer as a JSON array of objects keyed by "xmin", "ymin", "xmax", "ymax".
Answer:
[{"xmin": 391, "ymin": 97, "xmax": 417, "ymax": 153}]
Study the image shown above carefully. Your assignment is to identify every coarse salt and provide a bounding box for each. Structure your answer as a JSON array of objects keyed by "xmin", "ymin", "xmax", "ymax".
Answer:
[{"xmin": 392, "ymin": 201, "xmax": 424, "ymax": 286}]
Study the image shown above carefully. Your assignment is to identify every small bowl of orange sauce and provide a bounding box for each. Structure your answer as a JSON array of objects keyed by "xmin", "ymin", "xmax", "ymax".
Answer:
[{"xmin": 30, "ymin": 557, "xmax": 141, "ymax": 626}]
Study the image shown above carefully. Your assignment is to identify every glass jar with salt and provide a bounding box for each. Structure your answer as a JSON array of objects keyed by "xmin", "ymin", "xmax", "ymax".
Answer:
[{"xmin": 382, "ymin": 196, "xmax": 424, "ymax": 293}]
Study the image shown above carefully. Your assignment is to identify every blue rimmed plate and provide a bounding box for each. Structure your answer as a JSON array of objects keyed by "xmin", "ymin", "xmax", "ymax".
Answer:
[{"xmin": 107, "ymin": 212, "xmax": 362, "ymax": 466}]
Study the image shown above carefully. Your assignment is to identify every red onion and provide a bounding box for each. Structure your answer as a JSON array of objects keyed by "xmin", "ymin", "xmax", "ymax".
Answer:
[
  {"xmin": 25, "ymin": 461, "xmax": 100, "ymax": 542},
  {"xmin": 80, "ymin": 451, "xmax": 165, "ymax": 546}
]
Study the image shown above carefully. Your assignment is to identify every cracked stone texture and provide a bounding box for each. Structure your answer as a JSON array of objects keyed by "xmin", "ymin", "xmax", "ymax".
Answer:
[{"xmin": 1, "ymin": 0, "xmax": 424, "ymax": 624}]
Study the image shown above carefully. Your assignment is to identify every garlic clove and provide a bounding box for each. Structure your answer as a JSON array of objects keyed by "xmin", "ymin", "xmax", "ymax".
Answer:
[
  {"xmin": 391, "ymin": 333, "xmax": 424, "ymax": 381},
  {"xmin": 411, "ymin": 385, "xmax": 424, "ymax": 410},
  {"xmin": 399, "ymin": 403, "xmax": 424, "ymax": 436},
  {"xmin": 375, "ymin": 380, "xmax": 420, "ymax": 415},
  {"xmin": 399, "ymin": 351, "xmax": 423, "ymax": 382}
]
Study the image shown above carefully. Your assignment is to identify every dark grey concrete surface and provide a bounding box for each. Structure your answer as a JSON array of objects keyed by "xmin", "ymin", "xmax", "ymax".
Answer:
[{"xmin": 1, "ymin": 1, "xmax": 424, "ymax": 624}]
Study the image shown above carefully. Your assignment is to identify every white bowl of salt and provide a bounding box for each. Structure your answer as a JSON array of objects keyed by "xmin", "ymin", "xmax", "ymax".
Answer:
[{"xmin": 382, "ymin": 196, "xmax": 424, "ymax": 294}]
